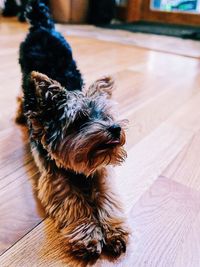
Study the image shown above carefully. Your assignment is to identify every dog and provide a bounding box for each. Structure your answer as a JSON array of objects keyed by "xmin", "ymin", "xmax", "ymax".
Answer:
[{"xmin": 16, "ymin": 0, "xmax": 129, "ymax": 262}]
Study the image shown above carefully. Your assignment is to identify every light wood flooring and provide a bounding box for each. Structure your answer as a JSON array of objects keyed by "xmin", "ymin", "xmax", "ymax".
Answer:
[{"xmin": 1, "ymin": 18, "xmax": 200, "ymax": 267}]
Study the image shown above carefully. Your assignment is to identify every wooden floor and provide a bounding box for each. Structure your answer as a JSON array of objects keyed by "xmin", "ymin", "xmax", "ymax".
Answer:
[{"xmin": 1, "ymin": 18, "xmax": 200, "ymax": 267}]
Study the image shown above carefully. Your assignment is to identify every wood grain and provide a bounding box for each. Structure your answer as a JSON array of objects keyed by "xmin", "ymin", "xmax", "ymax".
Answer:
[
  {"xmin": 0, "ymin": 171, "xmax": 42, "ymax": 256},
  {"xmin": 125, "ymin": 176, "xmax": 200, "ymax": 267},
  {"xmin": 115, "ymin": 123, "xmax": 193, "ymax": 211},
  {"xmin": 163, "ymin": 131, "xmax": 200, "ymax": 191},
  {"xmin": 0, "ymin": 219, "xmax": 65, "ymax": 267},
  {"xmin": 0, "ymin": 127, "xmax": 43, "ymax": 255},
  {"xmin": 174, "ymin": 212, "xmax": 200, "ymax": 267}
]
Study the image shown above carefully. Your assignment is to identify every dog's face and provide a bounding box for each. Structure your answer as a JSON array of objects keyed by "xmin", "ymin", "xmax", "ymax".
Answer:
[{"xmin": 26, "ymin": 72, "xmax": 127, "ymax": 176}]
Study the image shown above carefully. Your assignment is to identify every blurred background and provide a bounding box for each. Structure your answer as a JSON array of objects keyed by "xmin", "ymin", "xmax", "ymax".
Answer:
[{"xmin": 1, "ymin": 0, "xmax": 200, "ymax": 39}]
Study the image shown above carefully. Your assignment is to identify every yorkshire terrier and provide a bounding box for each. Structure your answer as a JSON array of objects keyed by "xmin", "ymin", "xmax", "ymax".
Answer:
[{"xmin": 16, "ymin": 0, "xmax": 129, "ymax": 262}]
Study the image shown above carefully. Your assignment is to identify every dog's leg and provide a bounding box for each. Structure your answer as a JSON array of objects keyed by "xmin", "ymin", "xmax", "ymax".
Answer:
[
  {"xmin": 95, "ymin": 170, "xmax": 129, "ymax": 258},
  {"xmin": 99, "ymin": 194, "xmax": 129, "ymax": 258},
  {"xmin": 37, "ymin": 171, "xmax": 104, "ymax": 261},
  {"xmin": 15, "ymin": 94, "xmax": 26, "ymax": 124}
]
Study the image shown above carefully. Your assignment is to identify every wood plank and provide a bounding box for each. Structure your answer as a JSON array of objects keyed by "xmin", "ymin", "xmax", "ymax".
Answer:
[
  {"xmin": 167, "ymin": 91, "xmax": 200, "ymax": 132},
  {"xmin": 0, "ymin": 169, "xmax": 43, "ymax": 256},
  {"xmin": 0, "ymin": 219, "xmax": 70, "ymax": 267},
  {"xmin": 116, "ymin": 91, "xmax": 200, "ymax": 209},
  {"xmin": 0, "ymin": 127, "xmax": 31, "ymax": 183},
  {"xmin": 174, "ymin": 212, "xmax": 200, "ymax": 267},
  {"xmin": 115, "ymin": 123, "xmax": 192, "ymax": 211},
  {"xmin": 163, "ymin": 131, "xmax": 200, "ymax": 191},
  {"xmin": 0, "ymin": 126, "xmax": 43, "ymax": 255},
  {"xmin": 114, "ymin": 71, "xmax": 200, "ymax": 147},
  {"xmin": 124, "ymin": 176, "xmax": 200, "ymax": 267}
]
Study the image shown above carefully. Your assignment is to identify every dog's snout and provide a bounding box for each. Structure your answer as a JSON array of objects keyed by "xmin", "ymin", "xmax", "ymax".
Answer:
[{"xmin": 108, "ymin": 124, "xmax": 121, "ymax": 139}]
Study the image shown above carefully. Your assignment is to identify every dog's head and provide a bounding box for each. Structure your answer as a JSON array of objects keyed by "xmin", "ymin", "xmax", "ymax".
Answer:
[{"xmin": 25, "ymin": 71, "xmax": 127, "ymax": 176}]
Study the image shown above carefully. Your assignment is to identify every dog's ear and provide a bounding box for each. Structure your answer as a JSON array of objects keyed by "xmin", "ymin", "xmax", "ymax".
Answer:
[
  {"xmin": 30, "ymin": 71, "xmax": 64, "ymax": 99},
  {"xmin": 86, "ymin": 76, "xmax": 115, "ymax": 99},
  {"xmin": 24, "ymin": 71, "xmax": 66, "ymax": 140}
]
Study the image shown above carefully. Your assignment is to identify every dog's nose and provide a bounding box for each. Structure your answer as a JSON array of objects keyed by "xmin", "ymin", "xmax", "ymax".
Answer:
[{"xmin": 109, "ymin": 124, "xmax": 121, "ymax": 139}]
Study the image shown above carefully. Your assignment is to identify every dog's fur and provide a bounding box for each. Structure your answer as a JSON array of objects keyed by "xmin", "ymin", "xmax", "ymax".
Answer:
[{"xmin": 17, "ymin": 0, "xmax": 129, "ymax": 262}]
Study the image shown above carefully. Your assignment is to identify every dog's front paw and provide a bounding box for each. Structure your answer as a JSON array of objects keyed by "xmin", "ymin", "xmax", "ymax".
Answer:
[
  {"xmin": 63, "ymin": 221, "xmax": 103, "ymax": 261},
  {"xmin": 103, "ymin": 226, "xmax": 129, "ymax": 258},
  {"xmin": 71, "ymin": 236, "xmax": 102, "ymax": 260}
]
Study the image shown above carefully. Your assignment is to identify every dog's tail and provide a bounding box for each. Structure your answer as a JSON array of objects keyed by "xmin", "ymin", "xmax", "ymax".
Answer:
[{"xmin": 25, "ymin": 0, "xmax": 54, "ymax": 29}]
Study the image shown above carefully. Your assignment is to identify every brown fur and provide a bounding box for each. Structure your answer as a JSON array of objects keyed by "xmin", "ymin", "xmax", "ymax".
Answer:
[
  {"xmin": 15, "ymin": 94, "xmax": 26, "ymax": 124},
  {"xmin": 36, "ymin": 165, "xmax": 129, "ymax": 262},
  {"xmin": 18, "ymin": 71, "xmax": 129, "ymax": 264}
]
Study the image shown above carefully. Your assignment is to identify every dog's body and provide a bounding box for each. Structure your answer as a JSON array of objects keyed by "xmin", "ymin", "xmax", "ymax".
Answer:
[{"xmin": 17, "ymin": 0, "xmax": 129, "ymax": 263}]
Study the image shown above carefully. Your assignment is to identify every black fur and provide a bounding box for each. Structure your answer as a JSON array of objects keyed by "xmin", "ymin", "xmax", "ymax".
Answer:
[{"xmin": 19, "ymin": 0, "xmax": 83, "ymax": 92}]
